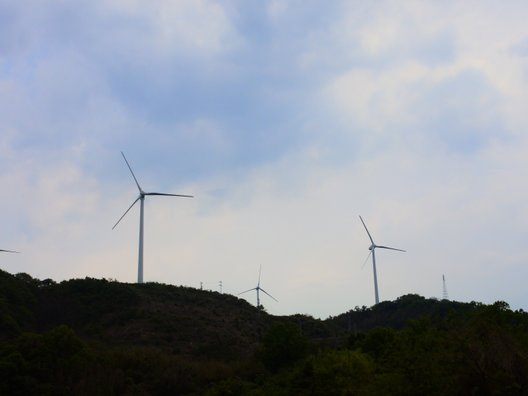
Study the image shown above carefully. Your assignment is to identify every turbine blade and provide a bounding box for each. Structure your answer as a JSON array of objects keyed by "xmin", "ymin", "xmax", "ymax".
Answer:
[
  {"xmin": 257, "ymin": 265, "xmax": 262, "ymax": 287},
  {"xmin": 238, "ymin": 287, "xmax": 257, "ymax": 296},
  {"xmin": 121, "ymin": 152, "xmax": 143, "ymax": 192},
  {"xmin": 112, "ymin": 197, "xmax": 140, "ymax": 229},
  {"xmin": 361, "ymin": 251, "xmax": 372, "ymax": 269},
  {"xmin": 359, "ymin": 216, "xmax": 375, "ymax": 245},
  {"xmin": 376, "ymin": 245, "xmax": 406, "ymax": 252},
  {"xmin": 260, "ymin": 288, "xmax": 278, "ymax": 302},
  {"xmin": 145, "ymin": 192, "xmax": 194, "ymax": 198},
  {"xmin": 0, "ymin": 249, "xmax": 19, "ymax": 253}
]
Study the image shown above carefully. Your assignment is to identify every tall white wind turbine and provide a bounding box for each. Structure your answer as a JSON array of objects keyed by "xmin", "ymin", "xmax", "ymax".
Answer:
[
  {"xmin": 238, "ymin": 266, "xmax": 278, "ymax": 308},
  {"xmin": 113, "ymin": 152, "xmax": 193, "ymax": 284},
  {"xmin": 359, "ymin": 216, "xmax": 405, "ymax": 305}
]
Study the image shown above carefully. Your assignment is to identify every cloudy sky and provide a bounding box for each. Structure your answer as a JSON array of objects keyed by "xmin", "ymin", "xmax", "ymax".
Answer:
[{"xmin": 1, "ymin": 0, "xmax": 528, "ymax": 318}]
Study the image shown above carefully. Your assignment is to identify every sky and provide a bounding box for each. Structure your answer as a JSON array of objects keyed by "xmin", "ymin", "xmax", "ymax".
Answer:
[{"xmin": 1, "ymin": 0, "xmax": 528, "ymax": 319}]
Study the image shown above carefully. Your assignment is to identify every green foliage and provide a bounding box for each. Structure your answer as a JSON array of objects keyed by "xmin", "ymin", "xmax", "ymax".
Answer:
[
  {"xmin": 260, "ymin": 322, "xmax": 308, "ymax": 371},
  {"xmin": 204, "ymin": 377, "xmax": 264, "ymax": 396},
  {"xmin": 330, "ymin": 294, "xmax": 475, "ymax": 334},
  {"xmin": 290, "ymin": 349, "xmax": 375, "ymax": 395},
  {"xmin": 453, "ymin": 302, "xmax": 528, "ymax": 395},
  {"xmin": 2, "ymin": 269, "xmax": 528, "ymax": 395},
  {"xmin": 359, "ymin": 326, "xmax": 397, "ymax": 359},
  {"xmin": 0, "ymin": 325, "xmax": 93, "ymax": 395},
  {"xmin": 36, "ymin": 277, "xmax": 141, "ymax": 330},
  {"xmin": 0, "ymin": 271, "xmax": 36, "ymax": 337},
  {"xmin": 283, "ymin": 313, "xmax": 336, "ymax": 338}
]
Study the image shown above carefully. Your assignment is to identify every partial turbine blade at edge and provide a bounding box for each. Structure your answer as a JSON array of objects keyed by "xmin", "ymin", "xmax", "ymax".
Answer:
[
  {"xmin": 260, "ymin": 288, "xmax": 278, "ymax": 302},
  {"xmin": 0, "ymin": 249, "xmax": 19, "ymax": 253},
  {"xmin": 121, "ymin": 152, "xmax": 143, "ymax": 192},
  {"xmin": 238, "ymin": 287, "xmax": 257, "ymax": 296},
  {"xmin": 145, "ymin": 193, "xmax": 194, "ymax": 198},
  {"xmin": 359, "ymin": 216, "xmax": 375, "ymax": 245},
  {"xmin": 376, "ymin": 245, "xmax": 406, "ymax": 252},
  {"xmin": 361, "ymin": 251, "xmax": 372, "ymax": 269},
  {"xmin": 112, "ymin": 197, "xmax": 140, "ymax": 230},
  {"xmin": 237, "ymin": 287, "xmax": 257, "ymax": 296}
]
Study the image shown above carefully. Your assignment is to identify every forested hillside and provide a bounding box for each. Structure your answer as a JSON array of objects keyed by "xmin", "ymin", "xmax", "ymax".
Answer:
[{"xmin": 1, "ymin": 269, "xmax": 527, "ymax": 395}]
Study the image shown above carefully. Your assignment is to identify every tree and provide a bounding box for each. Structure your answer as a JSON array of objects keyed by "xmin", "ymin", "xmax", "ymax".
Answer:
[{"xmin": 261, "ymin": 322, "xmax": 308, "ymax": 371}]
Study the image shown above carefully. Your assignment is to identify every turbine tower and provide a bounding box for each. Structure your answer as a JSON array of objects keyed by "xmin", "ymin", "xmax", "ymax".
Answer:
[
  {"xmin": 113, "ymin": 152, "xmax": 193, "ymax": 284},
  {"xmin": 238, "ymin": 266, "xmax": 277, "ymax": 308},
  {"xmin": 359, "ymin": 216, "xmax": 405, "ymax": 305}
]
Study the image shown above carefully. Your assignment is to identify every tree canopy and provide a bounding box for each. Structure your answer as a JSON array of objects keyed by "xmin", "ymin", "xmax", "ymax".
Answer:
[{"xmin": 1, "ymin": 269, "xmax": 527, "ymax": 395}]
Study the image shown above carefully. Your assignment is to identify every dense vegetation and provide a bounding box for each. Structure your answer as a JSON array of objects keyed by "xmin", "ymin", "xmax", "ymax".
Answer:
[{"xmin": 1, "ymin": 269, "xmax": 527, "ymax": 395}]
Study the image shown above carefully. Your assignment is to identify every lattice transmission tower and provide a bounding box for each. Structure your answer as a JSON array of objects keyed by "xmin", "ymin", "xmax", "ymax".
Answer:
[{"xmin": 442, "ymin": 274, "xmax": 449, "ymax": 300}]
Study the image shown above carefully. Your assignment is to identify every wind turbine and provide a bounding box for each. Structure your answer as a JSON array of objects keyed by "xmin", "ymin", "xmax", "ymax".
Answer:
[
  {"xmin": 359, "ymin": 216, "xmax": 405, "ymax": 305},
  {"xmin": 238, "ymin": 266, "xmax": 277, "ymax": 308},
  {"xmin": 113, "ymin": 152, "xmax": 193, "ymax": 284}
]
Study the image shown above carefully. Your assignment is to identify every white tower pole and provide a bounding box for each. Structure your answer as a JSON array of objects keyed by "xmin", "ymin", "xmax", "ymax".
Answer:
[
  {"xmin": 372, "ymin": 248, "xmax": 379, "ymax": 305},
  {"xmin": 138, "ymin": 195, "xmax": 145, "ymax": 284}
]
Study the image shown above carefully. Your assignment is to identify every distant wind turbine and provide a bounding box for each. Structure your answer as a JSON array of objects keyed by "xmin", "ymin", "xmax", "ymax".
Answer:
[
  {"xmin": 359, "ymin": 216, "xmax": 405, "ymax": 305},
  {"xmin": 238, "ymin": 266, "xmax": 277, "ymax": 308},
  {"xmin": 113, "ymin": 152, "xmax": 193, "ymax": 284}
]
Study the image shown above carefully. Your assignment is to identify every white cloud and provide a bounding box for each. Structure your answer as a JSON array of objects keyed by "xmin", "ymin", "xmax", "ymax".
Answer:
[
  {"xmin": 324, "ymin": 0, "xmax": 528, "ymax": 135},
  {"xmin": 325, "ymin": 61, "xmax": 428, "ymax": 131},
  {"xmin": 99, "ymin": 0, "xmax": 242, "ymax": 58}
]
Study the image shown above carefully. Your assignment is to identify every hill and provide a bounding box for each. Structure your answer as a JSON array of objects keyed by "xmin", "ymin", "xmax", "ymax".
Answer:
[{"xmin": 1, "ymin": 269, "xmax": 528, "ymax": 395}]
